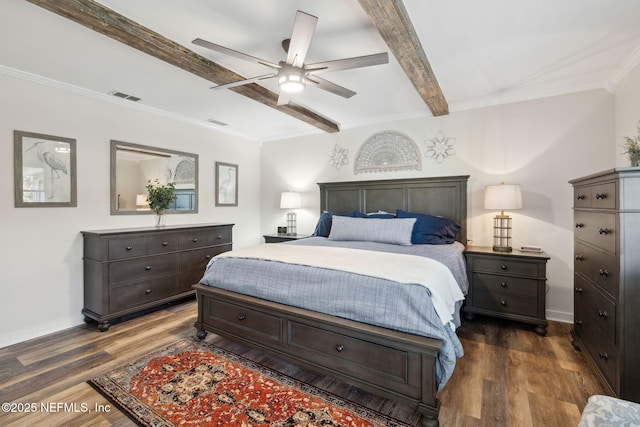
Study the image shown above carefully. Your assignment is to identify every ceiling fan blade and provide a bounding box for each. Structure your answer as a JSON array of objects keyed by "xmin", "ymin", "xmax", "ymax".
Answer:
[
  {"xmin": 306, "ymin": 76, "xmax": 356, "ymax": 99},
  {"xmin": 192, "ymin": 38, "xmax": 280, "ymax": 69},
  {"xmin": 306, "ymin": 52, "xmax": 389, "ymax": 74},
  {"xmin": 286, "ymin": 11, "xmax": 318, "ymax": 67},
  {"xmin": 277, "ymin": 92, "xmax": 291, "ymax": 106},
  {"xmin": 210, "ymin": 74, "xmax": 276, "ymax": 90}
]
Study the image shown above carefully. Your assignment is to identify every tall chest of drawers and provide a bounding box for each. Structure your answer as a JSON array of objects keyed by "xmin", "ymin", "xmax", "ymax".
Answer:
[
  {"xmin": 82, "ymin": 223, "xmax": 233, "ymax": 331},
  {"xmin": 570, "ymin": 168, "xmax": 640, "ymax": 402}
]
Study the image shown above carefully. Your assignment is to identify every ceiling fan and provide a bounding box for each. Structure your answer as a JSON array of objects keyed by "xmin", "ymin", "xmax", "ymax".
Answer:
[{"xmin": 192, "ymin": 10, "xmax": 389, "ymax": 105}]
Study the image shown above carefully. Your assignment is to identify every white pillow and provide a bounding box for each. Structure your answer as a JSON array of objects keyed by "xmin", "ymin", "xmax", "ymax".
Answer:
[{"xmin": 328, "ymin": 216, "xmax": 416, "ymax": 246}]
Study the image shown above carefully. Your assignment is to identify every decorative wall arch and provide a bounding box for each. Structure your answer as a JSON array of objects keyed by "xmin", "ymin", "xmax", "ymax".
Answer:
[{"xmin": 354, "ymin": 131, "xmax": 421, "ymax": 174}]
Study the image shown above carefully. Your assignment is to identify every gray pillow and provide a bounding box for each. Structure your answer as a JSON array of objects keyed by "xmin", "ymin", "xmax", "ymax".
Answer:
[{"xmin": 328, "ymin": 216, "xmax": 416, "ymax": 246}]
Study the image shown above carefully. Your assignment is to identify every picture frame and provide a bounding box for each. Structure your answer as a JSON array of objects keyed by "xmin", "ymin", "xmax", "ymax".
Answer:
[
  {"xmin": 14, "ymin": 130, "xmax": 77, "ymax": 207},
  {"xmin": 215, "ymin": 161, "xmax": 238, "ymax": 206}
]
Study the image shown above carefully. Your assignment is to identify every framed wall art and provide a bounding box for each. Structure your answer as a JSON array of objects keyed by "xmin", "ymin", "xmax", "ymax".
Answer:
[
  {"xmin": 215, "ymin": 161, "xmax": 238, "ymax": 206},
  {"xmin": 14, "ymin": 130, "xmax": 77, "ymax": 207}
]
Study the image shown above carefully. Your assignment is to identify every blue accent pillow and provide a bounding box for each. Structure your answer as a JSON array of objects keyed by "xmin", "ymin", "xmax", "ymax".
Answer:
[
  {"xmin": 396, "ymin": 209, "xmax": 461, "ymax": 244},
  {"xmin": 328, "ymin": 216, "xmax": 416, "ymax": 245},
  {"xmin": 312, "ymin": 210, "xmax": 364, "ymax": 237}
]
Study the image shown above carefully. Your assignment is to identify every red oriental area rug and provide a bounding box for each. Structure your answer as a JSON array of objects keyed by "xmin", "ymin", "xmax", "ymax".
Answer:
[{"xmin": 88, "ymin": 337, "xmax": 412, "ymax": 427}]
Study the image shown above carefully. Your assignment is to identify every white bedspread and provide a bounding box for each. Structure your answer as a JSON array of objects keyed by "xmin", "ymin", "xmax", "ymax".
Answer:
[{"xmin": 217, "ymin": 244, "xmax": 465, "ymax": 329}]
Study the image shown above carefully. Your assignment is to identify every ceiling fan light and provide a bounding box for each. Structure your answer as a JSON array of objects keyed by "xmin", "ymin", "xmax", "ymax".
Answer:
[{"xmin": 278, "ymin": 72, "xmax": 306, "ymax": 93}]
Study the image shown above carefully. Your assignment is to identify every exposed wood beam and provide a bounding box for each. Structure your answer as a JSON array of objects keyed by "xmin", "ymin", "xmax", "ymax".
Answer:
[
  {"xmin": 358, "ymin": 0, "xmax": 449, "ymax": 116},
  {"xmin": 25, "ymin": 0, "xmax": 340, "ymax": 133}
]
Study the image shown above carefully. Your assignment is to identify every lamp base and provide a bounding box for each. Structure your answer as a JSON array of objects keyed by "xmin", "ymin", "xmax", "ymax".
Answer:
[{"xmin": 492, "ymin": 245, "xmax": 513, "ymax": 253}]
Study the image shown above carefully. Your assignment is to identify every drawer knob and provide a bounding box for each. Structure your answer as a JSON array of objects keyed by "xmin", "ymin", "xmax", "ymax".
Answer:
[
  {"xmin": 575, "ymin": 223, "xmax": 584, "ymax": 228},
  {"xmin": 575, "ymin": 255, "xmax": 584, "ymax": 261},
  {"xmin": 577, "ymin": 194, "xmax": 586, "ymax": 200},
  {"xmin": 205, "ymin": 255, "xmax": 211, "ymax": 260},
  {"xmin": 126, "ymin": 246, "xmax": 133, "ymax": 251},
  {"xmin": 162, "ymin": 241, "xmax": 169, "ymax": 246},
  {"xmin": 192, "ymin": 238, "xmax": 198, "ymax": 243},
  {"xmin": 595, "ymin": 193, "xmax": 606, "ymax": 200},
  {"xmin": 598, "ymin": 228, "xmax": 610, "ymax": 235},
  {"xmin": 217, "ymin": 235, "xmax": 223, "ymax": 240},
  {"xmin": 335, "ymin": 344, "xmax": 344, "ymax": 352},
  {"xmin": 145, "ymin": 265, "xmax": 152, "ymax": 271},
  {"xmin": 575, "ymin": 320, "xmax": 583, "ymax": 326},
  {"xmin": 500, "ymin": 282, "xmax": 507, "ymax": 288},
  {"xmin": 145, "ymin": 289, "xmax": 151, "ymax": 294},
  {"xmin": 500, "ymin": 300, "xmax": 507, "ymax": 306},
  {"xmin": 599, "ymin": 269, "xmax": 609, "ymax": 277},
  {"xmin": 237, "ymin": 314, "xmax": 246, "ymax": 321},
  {"xmin": 575, "ymin": 287, "xmax": 583, "ymax": 294},
  {"xmin": 598, "ymin": 310, "xmax": 608, "ymax": 319},
  {"xmin": 599, "ymin": 352, "xmax": 609, "ymax": 360},
  {"xmin": 500, "ymin": 265, "xmax": 507, "ymax": 271}
]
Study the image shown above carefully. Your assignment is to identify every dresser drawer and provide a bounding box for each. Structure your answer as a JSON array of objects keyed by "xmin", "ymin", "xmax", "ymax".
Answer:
[
  {"xmin": 210, "ymin": 226, "xmax": 233, "ymax": 246},
  {"xmin": 573, "ymin": 182, "xmax": 617, "ymax": 209},
  {"xmin": 147, "ymin": 232, "xmax": 180, "ymax": 255},
  {"xmin": 205, "ymin": 298, "xmax": 282, "ymax": 344},
  {"xmin": 109, "ymin": 274, "xmax": 179, "ymax": 312},
  {"xmin": 574, "ymin": 241, "xmax": 619, "ymax": 298},
  {"xmin": 472, "ymin": 273, "xmax": 538, "ymax": 298},
  {"xmin": 574, "ymin": 211, "xmax": 616, "ymax": 253},
  {"xmin": 472, "ymin": 257, "xmax": 540, "ymax": 277},
  {"xmin": 109, "ymin": 253, "xmax": 180, "ymax": 285},
  {"xmin": 108, "ymin": 236, "xmax": 146, "ymax": 260},
  {"xmin": 573, "ymin": 274, "xmax": 616, "ymax": 342},
  {"xmin": 288, "ymin": 321, "xmax": 410, "ymax": 384},
  {"xmin": 574, "ymin": 301, "xmax": 617, "ymax": 388},
  {"xmin": 472, "ymin": 292, "xmax": 537, "ymax": 317},
  {"xmin": 181, "ymin": 245, "xmax": 231, "ymax": 270}
]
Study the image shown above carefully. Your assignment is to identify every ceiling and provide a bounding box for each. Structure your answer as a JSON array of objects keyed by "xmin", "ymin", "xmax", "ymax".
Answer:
[{"xmin": 1, "ymin": 0, "xmax": 639, "ymax": 142}]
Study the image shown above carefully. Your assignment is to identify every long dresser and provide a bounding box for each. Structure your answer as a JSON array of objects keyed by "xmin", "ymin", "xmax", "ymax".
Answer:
[
  {"xmin": 82, "ymin": 223, "xmax": 233, "ymax": 331},
  {"xmin": 570, "ymin": 168, "xmax": 640, "ymax": 402}
]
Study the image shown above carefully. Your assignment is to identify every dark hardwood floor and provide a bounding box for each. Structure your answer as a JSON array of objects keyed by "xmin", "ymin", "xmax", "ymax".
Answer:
[{"xmin": 0, "ymin": 299, "xmax": 607, "ymax": 426}]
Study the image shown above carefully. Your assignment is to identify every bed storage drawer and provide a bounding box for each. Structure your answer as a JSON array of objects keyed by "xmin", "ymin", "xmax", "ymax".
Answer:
[
  {"xmin": 288, "ymin": 321, "xmax": 410, "ymax": 385},
  {"xmin": 204, "ymin": 298, "xmax": 283, "ymax": 344}
]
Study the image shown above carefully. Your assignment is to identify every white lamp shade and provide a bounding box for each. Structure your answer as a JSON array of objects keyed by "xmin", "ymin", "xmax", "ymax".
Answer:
[
  {"xmin": 484, "ymin": 184, "xmax": 523, "ymax": 210},
  {"xmin": 280, "ymin": 192, "xmax": 302, "ymax": 209}
]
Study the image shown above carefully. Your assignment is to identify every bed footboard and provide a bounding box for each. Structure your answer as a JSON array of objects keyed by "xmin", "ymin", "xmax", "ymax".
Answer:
[{"xmin": 193, "ymin": 283, "xmax": 443, "ymax": 427}]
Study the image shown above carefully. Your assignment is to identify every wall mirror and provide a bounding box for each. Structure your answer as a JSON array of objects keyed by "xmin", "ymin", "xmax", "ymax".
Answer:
[{"xmin": 110, "ymin": 140, "xmax": 198, "ymax": 215}]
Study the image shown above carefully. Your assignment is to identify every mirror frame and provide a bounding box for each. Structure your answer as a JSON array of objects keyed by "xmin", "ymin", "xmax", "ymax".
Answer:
[{"xmin": 110, "ymin": 140, "xmax": 199, "ymax": 215}]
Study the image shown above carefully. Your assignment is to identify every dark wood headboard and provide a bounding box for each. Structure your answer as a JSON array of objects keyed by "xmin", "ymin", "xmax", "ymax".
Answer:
[{"xmin": 318, "ymin": 176, "xmax": 469, "ymax": 244}]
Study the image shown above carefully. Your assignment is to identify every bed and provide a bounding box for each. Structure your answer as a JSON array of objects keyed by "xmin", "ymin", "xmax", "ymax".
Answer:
[{"xmin": 193, "ymin": 176, "xmax": 469, "ymax": 427}]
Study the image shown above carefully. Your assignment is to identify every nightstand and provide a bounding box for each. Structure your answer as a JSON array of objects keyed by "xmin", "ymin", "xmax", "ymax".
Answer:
[
  {"xmin": 263, "ymin": 234, "xmax": 309, "ymax": 243},
  {"xmin": 464, "ymin": 246, "xmax": 550, "ymax": 336}
]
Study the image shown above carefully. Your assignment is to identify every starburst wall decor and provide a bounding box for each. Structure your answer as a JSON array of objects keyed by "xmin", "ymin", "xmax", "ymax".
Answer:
[
  {"xmin": 328, "ymin": 144, "xmax": 349, "ymax": 170},
  {"xmin": 425, "ymin": 131, "xmax": 456, "ymax": 163}
]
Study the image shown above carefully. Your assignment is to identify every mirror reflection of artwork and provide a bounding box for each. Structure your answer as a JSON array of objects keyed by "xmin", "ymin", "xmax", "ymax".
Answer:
[
  {"xmin": 14, "ymin": 130, "xmax": 77, "ymax": 207},
  {"xmin": 110, "ymin": 140, "xmax": 198, "ymax": 215},
  {"xmin": 215, "ymin": 162, "xmax": 238, "ymax": 207}
]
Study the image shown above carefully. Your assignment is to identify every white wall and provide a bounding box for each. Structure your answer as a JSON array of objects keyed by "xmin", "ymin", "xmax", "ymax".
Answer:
[
  {"xmin": 615, "ymin": 63, "xmax": 640, "ymax": 166},
  {"xmin": 0, "ymin": 74, "xmax": 261, "ymax": 347},
  {"xmin": 261, "ymin": 89, "xmax": 615, "ymax": 323}
]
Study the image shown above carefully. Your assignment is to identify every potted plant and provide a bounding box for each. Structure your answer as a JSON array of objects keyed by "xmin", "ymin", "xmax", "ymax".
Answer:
[
  {"xmin": 622, "ymin": 120, "xmax": 640, "ymax": 167},
  {"xmin": 145, "ymin": 179, "xmax": 176, "ymax": 226}
]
